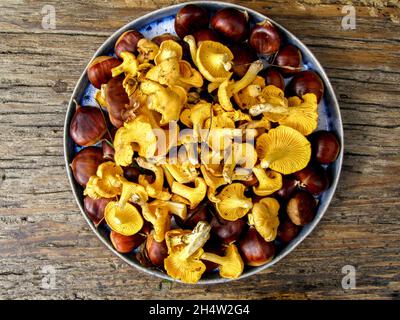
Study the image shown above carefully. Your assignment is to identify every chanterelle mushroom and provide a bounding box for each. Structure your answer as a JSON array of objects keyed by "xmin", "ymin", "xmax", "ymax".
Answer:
[
  {"xmin": 215, "ymin": 183, "xmax": 253, "ymax": 221},
  {"xmin": 104, "ymin": 201, "xmax": 144, "ymax": 236},
  {"xmin": 249, "ymin": 85, "xmax": 289, "ymax": 121},
  {"xmin": 84, "ymin": 162, "xmax": 123, "ymax": 199},
  {"xmin": 114, "ymin": 115, "xmax": 157, "ymax": 166},
  {"xmin": 252, "ymin": 165, "xmax": 282, "ymax": 196},
  {"xmin": 136, "ymin": 157, "xmax": 171, "ymax": 200},
  {"xmin": 154, "ymin": 40, "xmax": 182, "ymax": 65},
  {"xmin": 248, "ymin": 198, "xmax": 280, "ymax": 242},
  {"xmin": 256, "ymin": 126, "xmax": 311, "ymax": 174},
  {"xmin": 201, "ymin": 244, "xmax": 244, "ymax": 279},
  {"xmin": 111, "ymin": 51, "xmax": 139, "ymax": 78},
  {"xmin": 164, "ymin": 221, "xmax": 211, "ymax": 283},
  {"xmin": 171, "ymin": 177, "xmax": 207, "ymax": 209},
  {"xmin": 140, "ymin": 79, "xmax": 187, "ymax": 125},
  {"xmin": 279, "ymin": 93, "xmax": 319, "ymax": 136}
]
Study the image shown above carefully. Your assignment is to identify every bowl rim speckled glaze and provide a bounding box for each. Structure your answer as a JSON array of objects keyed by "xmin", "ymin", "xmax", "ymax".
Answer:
[{"xmin": 64, "ymin": 0, "xmax": 344, "ymax": 284}]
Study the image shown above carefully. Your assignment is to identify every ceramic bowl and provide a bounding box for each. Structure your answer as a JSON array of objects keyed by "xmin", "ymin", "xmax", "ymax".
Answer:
[{"xmin": 64, "ymin": 1, "xmax": 343, "ymax": 284}]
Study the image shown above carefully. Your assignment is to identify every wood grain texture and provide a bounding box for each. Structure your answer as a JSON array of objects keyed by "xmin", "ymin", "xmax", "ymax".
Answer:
[{"xmin": 0, "ymin": 0, "xmax": 399, "ymax": 300}]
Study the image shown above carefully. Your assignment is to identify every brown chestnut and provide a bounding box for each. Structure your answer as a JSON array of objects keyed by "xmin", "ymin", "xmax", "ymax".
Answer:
[
  {"xmin": 274, "ymin": 44, "xmax": 302, "ymax": 76},
  {"xmin": 146, "ymin": 234, "xmax": 168, "ymax": 267},
  {"xmin": 193, "ymin": 28, "xmax": 220, "ymax": 44},
  {"xmin": 239, "ymin": 227, "xmax": 275, "ymax": 267},
  {"xmin": 249, "ymin": 20, "xmax": 281, "ymax": 55},
  {"xmin": 83, "ymin": 196, "xmax": 112, "ymax": 225},
  {"xmin": 114, "ymin": 29, "xmax": 144, "ymax": 58},
  {"xmin": 71, "ymin": 147, "xmax": 104, "ymax": 187},
  {"xmin": 105, "ymin": 76, "xmax": 130, "ymax": 128},
  {"xmin": 122, "ymin": 166, "xmax": 141, "ymax": 182},
  {"xmin": 261, "ymin": 67, "xmax": 285, "ymax": 91},
  {"xmin": 286, "ymin": 70, "xmax": 324, "ymax": 103},
  {"xmin": 275, "ymin": 176, "xmax": 298, "ymax": 200},
  {"xmin": 151, "ymin": 33, "xmax": 180, "ymax": 46},
  {"xmin": 286, "ymin": 191, "xmax": 317, "ymax": 226},
  {"xmin": 230, "ymin": 44, "xmax": 258, "ymax": 78},
  {"xmin": 278, "ymin": 218, "xmax": 300, "ymax": 243},
  {"xmin": 102, "ymin": 140, "xmax": 114, "ymax": 161},
  {"xmin": 87, "ymin": 56, "xmax": 121, "ymax": 89},
  {"xmin": 211, "ymin": 8, "xmax": 249, "ymax": 43},
  {"xmin": 110, "ymin": 230, "xmax": 145, "ymax": 254},
  {"xmin": 309, "ymin": 131, "xmax": 340, "ymax": 164},
  {"xmin": 174, "ymin": 4, "xmax": 209, "ymax": 39},
  {"xmin": 70, "ymin": 104, "xmax": 107, "ymax": 147},
  {"xmin": 176, "ymin": 204, "xmax": 209, "ymax": 229},
  {"xmin": 211, "ymin": 216, "xmax": 246, "ymax": 244},
  {"xmin": 294, "ymin": 164, "xmax": 329, "ymax": 195}
]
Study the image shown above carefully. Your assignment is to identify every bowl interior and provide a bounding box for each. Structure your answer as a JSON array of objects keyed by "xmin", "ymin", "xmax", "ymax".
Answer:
[{"xmin": 64, "ymin": 1, "xmax": 343, "ymax": 284}]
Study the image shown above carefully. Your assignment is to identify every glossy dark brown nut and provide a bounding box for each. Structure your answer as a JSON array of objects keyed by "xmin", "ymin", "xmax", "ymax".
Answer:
[
  {"xmin": 294, "ymin": 164, "xmax": 329, "ymax": 195},
  {"xmin": 176, "ymin": 204, "xmax": 209, "ymax": 229},
  {"xmin": 230, "ymin": 44, "xmax": 258, "ymax": 78},
  {"xmin": 278, "ymin": 218, "xmax": 300, "ymax": 243},
  {"xmin": 275, "ymin": 44, "xmax": 302, "ymax": 76},
  {"xmin": 83, "ymin": 196, "xmax": 112, "ymax": 225},
  {"xmin": 286, "ymin": 70, "xmax": 324, "ymax": 103},
  {"xmin": 71, "ymin": 147, "xmax": 104, "ymax": 187},
  {"xmin": 249, "ymin": 20, "xmax": 281, "ymax": 55},
  {"xmin": 146, "ymin": 234, "xmax": 168, "ymax": 267},
  {"xmin": 110, "ymin": 230, "xmax": 145, "ymax": 254},
  {"xmin": 211, "ymin": 8, "xmax": 249, "ymax": 42},
  {"xmin": 286, "ymin": 191, "xmax": 317, "ymax": 226},
  {"xmin": 275, "ymin": 176, "xmax": 298, "ymax": 200},
  {"xmin": 309, "ymin": 131, "xmax": 340, "ymax": 164},
  {"xmin": 211, "ymin": 216, "xmax": 246, "ymax": 244},
  {"xmin": 114, "ymin": 30, "xmax": 144, "ymax": 58},
  {"xmin": 262, "ymin": 67, "xmax": 285, "ymax": 90},
  {"xmin": 87, "ymin": 56, "xmax": 121, "ymax": 89},
  {"xmin": 102, "ymin": 140, "xmax": 114, "ymax": 161},
  {"xmin": 70, "ymin": 105, "xmax": 107, "ymax": 147},
  {"xmin": 192, "ymin": 28, "xmax": 220, "ymax": 44},
  {"xmin": 174, "ymin": 4, "xmax": 209, "ymax": 39},
  {"xmin": 105, "ymin": 76, "xmax": 130, "ymax": 128},
  {"xmin": 122, "ymin": 166, "xmax": 141, "ymax": 182},
  {"xmin": 239, "ymin": 227, "xmax": 275, "ymax": 267},
  {"xmin": 151, "ymin": 33, "xmax": 180, "ymax": 46}
]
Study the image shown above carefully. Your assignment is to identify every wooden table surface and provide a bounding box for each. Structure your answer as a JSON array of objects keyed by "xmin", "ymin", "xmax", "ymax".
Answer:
[{"xmin": 0, "ymin": 0, "xmax": 399, "ymax": 300}]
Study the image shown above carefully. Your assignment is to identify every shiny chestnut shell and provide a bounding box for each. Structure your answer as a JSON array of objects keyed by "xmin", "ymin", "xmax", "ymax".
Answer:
[
  {"xmin": 87, "ymin": 56, "xmax": 121, "ymax": 89},
  {"xmin": 151, "ymin": 33, "xmax": 180, "ymax": 46},
  {"xmin": 211, "ymin": 8, "xmax": 249, "ymax": 42},
  {"xmin": 261, "ymin": 67, "xmax": 285, "ymax": 90},
  {"xmin": 275, "ymin": 176, "xmax": 298, "ymax": 200},
  {"xmin": 110, "ymin": 230, "xmax": 145, "ymax": 254},
  {"xmin": 174, "ymin": 4, "xmax": 209, "ymax": 39},
  {"xmin": 309, "ymin": 131, "xmax": 340, "ymax": 164},
  {"xmin": 114, "ymin": 30, "xmax": 144, "ymax": 58},
  {"xmin": 249, "ymin": 20, "xmax": 281, "ymax": 55},
  {"xmin": 278, "ymin": 218, "xmax": 300, "ymax": 243},
  {"xmin": 294, "ymin": 164, "xmax": 329, "ymax": 195},
  {"xmin": 69, "ymin": 105, "xmax": 107, "ymax": 147},
  {"xmin": 286, "ymin": 70, "xmax": 324, "ymax": 103},
  {"xmin": 231, "ymin": 44, "xmax": 258, "ymax": 78},
  {"xmin": 210, "ymin": 216, "xmax": 246, "ymax": 244},
  {"xmin": 146, "ymin": 234, "xmax": 168, "ymax": 267},
  {"xmin": 286, "ymin": 191, "xmax": 317, "ymax": 226},
  {"xmin": 193, "ymin": 28, "xmax": 220, "ymax": 44},
  {"xmin": 239, "ymin": 227, "xmax": 275, "ymax": 267},
  {"xmin": 275, "ymin": 44, "xmax": 302, "ymax": 76},
  {"xmin": 83, "ymin": 196, "xmax": 112, "ymax": 225},
  {"xmin": 105, "ymin": 76, "xmax": 130, "ymax": 128},
  {"xmin": 70, "ymin": 147, "xmax": 104, "ymax": 187}
]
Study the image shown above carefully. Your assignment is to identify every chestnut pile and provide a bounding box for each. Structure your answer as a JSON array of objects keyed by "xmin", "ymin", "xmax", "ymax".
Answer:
[{"xmin": 69, "ymin": 4, "xmax": 341, "ymax": 283}]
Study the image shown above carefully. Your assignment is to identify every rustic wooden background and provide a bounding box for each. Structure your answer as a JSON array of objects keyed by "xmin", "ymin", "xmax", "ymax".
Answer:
[{"xmin": 0, "ymin": 0, "xmax": 399, "ymax": 300}]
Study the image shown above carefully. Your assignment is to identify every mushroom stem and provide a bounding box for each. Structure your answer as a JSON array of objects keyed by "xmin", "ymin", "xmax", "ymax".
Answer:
[
  {"xmin": 200, "ymin": 252, "xmax": 226, "ymax": 265},
  {"xmin": 184, "ymin": 35, "xmax": 198, "ymax": 67},
  {"xmin": 231, "ymin": 60, "xmax": 264, "ymax": 94},
  {"xmin": 180, "ymin": 221, "xmax": 211, "ymax": 259},
  {"xmin": 249, "ymin": 103, "xmax": 288, "ymax": 117}
]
